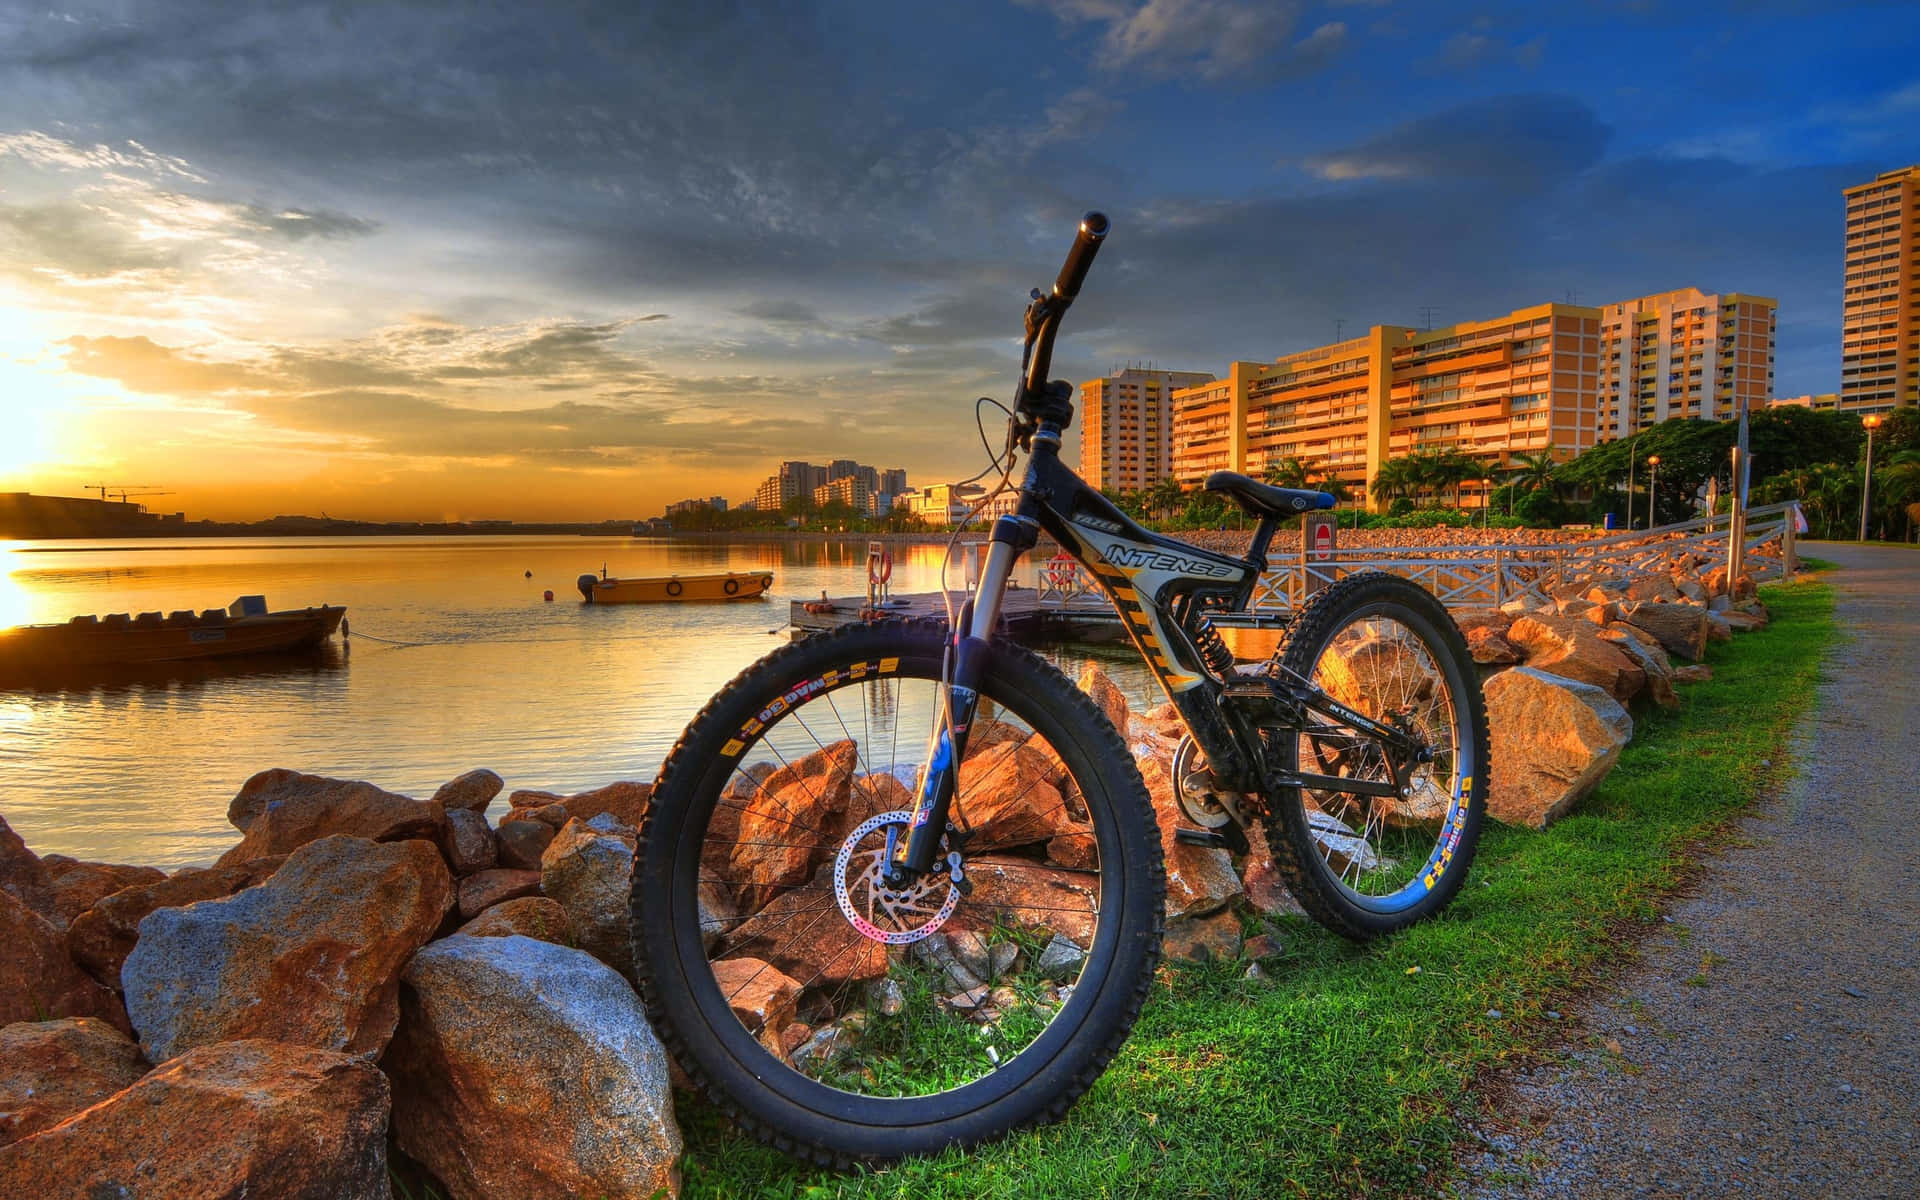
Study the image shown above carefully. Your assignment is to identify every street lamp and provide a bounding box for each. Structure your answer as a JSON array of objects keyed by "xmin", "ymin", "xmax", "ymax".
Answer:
[
  {"xmin": 1626, "ymin": 435, "xmax": 1640, "ymax": 529},
  {"xmin": 1860, "ymin": 414, "xmax": 1882, "ymax": 542},
  {"xmin": 1646, "ymin": 455, "xmax": 1661, "ymax": 530}
]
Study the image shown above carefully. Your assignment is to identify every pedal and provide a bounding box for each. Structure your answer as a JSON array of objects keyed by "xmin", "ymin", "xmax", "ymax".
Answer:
[{"xmin": 1173, "ymin": 827, "xmax": 1232, "ymax": 850}]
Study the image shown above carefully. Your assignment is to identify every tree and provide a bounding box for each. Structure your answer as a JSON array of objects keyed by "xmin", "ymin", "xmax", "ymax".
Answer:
[
  {"xmin": 1147, "ymin": 476, "xmax": 1186, "ymax": 521},
  {"xmin": 1506, "ymin": 450, "xmax": 1560, "ymax": 497},
  {"xmin": 1369, "ymin": 456, "xmax": 1415, "ymax": 504},
  {"xmin": 1262, "ymin": 457, "xmax": 1309, "ymax": 489}
]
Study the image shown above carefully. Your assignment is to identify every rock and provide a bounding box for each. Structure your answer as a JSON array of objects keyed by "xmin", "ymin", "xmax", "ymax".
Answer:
[
  {"xmin": 217, "ymin": 768, "xmax": 447, "ymax": 866},
  {"xmin": 1625, "ymin": 572, "xmax": 1681, "ymax": 603},
  {"xmin": 730, "ymin": 739, "xmax": 857, "ymax": 910},
  {"xmin": 0, "ymin": 815, "xmax": 58, "ymax": 925},
  {"xmin": 40, "ymin": 858, "xmax": 167, "ymax": 927},
  {"xmin": 65, "ymin": 856, "xmax": 286, "ymax": 988},
  {"xmin": 1450, "ymin": 607, "xmax": 1514, "ymax": 639},
  {"xmin": 1034, "ymin": 934, "xmax": 1088, "ymax": 980},
  {"xmin": 726, "ymin": 864, "xmax": 891, "ymax": 987},
  {"xmin": 954, "ymin": 856, "xmax": 1103, "ymax": 947},
  {"xmin": 0, "ymin": 1039, "xmax": 390, "ymax": 1199},
  {"xmin": 0, "ymin": 1018, "xmax": 147, "ymax": 1147},
  {"xmin": 1137, "ymin": 755, "xmax": 1242, "ymax": 917},
  {"xmin": 710, "ymin": 956, "xmax": 801, "ymax": 1057},
  {"xmin": 456, "ymin": 895, "xmax": 573, "ymax": 944},
  {"xmin": 442, "ymin": 808, "xmax": 498, "ymax": 876},
  {"xmin": 955, "ymin": 740, "xmax": 1081, "ymax": 851},
  {"xmin": 1674, "ymin": 577, "xmax": 1708, "ymax": 603},
  {"xmin": 387, "ymin": 935, "xmax": 680, "ymax": 1200},
  {"xmin": 1162, "ymin": 909, "xmax": 1244, "ymax": 962},
  {"xmin": 527, "ymin": 802, "xmax": 574, "ymax": 828},
  {"xmin": 1705, "ymin": 612, "xmax": 1737, "ymax": 640},
  {"xmin": 1709, "ymin": 593, "xmax": 1733, "ymax": 613},
  {"xmin": 1305, "ymin": 809, "xmax": 1382, "ymax": 876},
  {"xmin": 0, "ymin": 891, "xmax": 129, "ymax": 1033},
  {"xmin": 494, "ymin": 818, "xmax": 555, "ymax": 871},
  {"xmin": 1554, "ymin": 596, "xmax": 1603, "ymax": 622},
  {"xmin": 1239, "ymin": 848, "xmax": 1305, "ymax": 918},
  {"xmin": 870, "ymin": 977, "xmax": 906, "ymax": 1016},
  {"xmin": 1077, "ymin": 664, "xmax": 1131, "ymax": 736},
  {"xmin": 1047, "ymin": 827, "xmax": 1100, "ymax": 870},
  {"xmin": 1483, "ymin": 667, "xmax": 1634, "ymax": 829},
  {"xmin": 961, "ymin": 717, "xmax": 1029, "ymax": 762},
  {"xmin": 123, "ymin": 835, "xmax": 452, "ymax": 1062},
  {"xmin": 1505, "ymin": 614, "xmax": 1646, "ymax": 703},
  {"xmin": 1316, "ymin": 630, "xmax": 1436, "ymax": 712},
  {"xmin": 456, "ymin": 867, "xmax": 543, "ymax": 919},
  {"xmin": 1619, "ymin": 601, "xmax": 1709, "ymax": 661},
  {"xmin": 1598, "ymin": 627, "xmax": 1678, "ymax": 709},
  {"xmin": 1673, "ymin": 664, "xmax": 1713, "ymax": 683},
  {"xmin": 1242, "ymin": 933, "xmax": 1284, "ymax": 961},
  {"xmin": 430, "ymin": 768, "xmax": 504, "ymax": 813},
  {"xmin": 790, "ymin": 1015, "xmax": 866, "ymax": 1070},
  {"xmin": 1465, "ymin": 626, "xmax": 1521, "ymax": 666},
  {"xmin": 541, "ymin": 818, "xmax": 637, "ymax": 978},
  {"xmin": 509, "ymin": 780, "xmax": 652, "ymax": 831}
]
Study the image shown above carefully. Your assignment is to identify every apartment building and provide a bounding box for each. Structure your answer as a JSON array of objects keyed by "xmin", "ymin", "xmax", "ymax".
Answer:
[
  {"xmin": 1078, "ymin": 367, "xmax": 1215, "ymax": 492},
  {"xmin": 1768, "ymin": 393, "xmax": 1843, "ymax": 412},
  {"xmin": 1597, "ymin": 289, "xmax": 1778, "ymax": 439},
  {"xmin": 1842, "ymin": 165, "xmax": 1919, "ymax": 413},
  {"xmin": 813, "ymin": 474, "xmax": 874, "ymax": 517},
  {"xmin": 1169, "ymin": 304, "xmax": 1603, "ymax": 511}
]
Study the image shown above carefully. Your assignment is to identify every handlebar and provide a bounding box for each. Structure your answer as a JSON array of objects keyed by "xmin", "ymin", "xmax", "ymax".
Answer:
[{"xmin": 1021, "ymin": 211, "xmax": 1109, "ymax": 410}]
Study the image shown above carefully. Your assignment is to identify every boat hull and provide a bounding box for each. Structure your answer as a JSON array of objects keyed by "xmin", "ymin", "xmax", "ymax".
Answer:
[
  {"xmin": 0, "ymin": 607, "xmax": 346, "ymax": 673},
  {"xmin": 580, "ymin": 572, "xmax": 773, "ymax": 604}
]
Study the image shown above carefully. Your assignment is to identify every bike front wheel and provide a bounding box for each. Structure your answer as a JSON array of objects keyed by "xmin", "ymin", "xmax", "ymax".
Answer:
[
  {"xmin": 1263, "ymin": 571, "xmax": 1489, "ymax": 941},
  {"xmin": 631, "ymin": 619, "xmax": 1164, "ymax": 1166}
]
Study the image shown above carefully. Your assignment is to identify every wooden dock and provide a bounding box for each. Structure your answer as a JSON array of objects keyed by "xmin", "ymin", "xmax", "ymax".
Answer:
[{"xmin": 789, "ymin": 587, "xmax": 1120, "ymax": 638}]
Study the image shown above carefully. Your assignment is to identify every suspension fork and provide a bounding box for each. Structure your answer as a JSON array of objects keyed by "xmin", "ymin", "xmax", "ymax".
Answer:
[{"xmin": 890, "ymin": 514, "xmax": 1038, "ymax": 881}]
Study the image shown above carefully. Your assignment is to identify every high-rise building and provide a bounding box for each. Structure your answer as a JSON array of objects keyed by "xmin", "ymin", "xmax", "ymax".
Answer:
[
  {"xmin": 1597, "ymin": 288, "xmax": 1777, "ymax": 440},
  {"xmin": 880, "ymin": 468, "xmax": 908, "ymax": 496},
  {"xmin": 813, "ymin": 475, "xmax": 874, "ymax": 516},
  {"xmin": 1768, "ymin": 393, "xmax": 1843, "ymax": 412},
  {"xmin": 1169, "ymin": 303, "xmax": 1605, "ymax": 511},
  {"xmin": 1842, "ymin": 165, "xmax": 1919, "ymax": 413},
  {"xmin": 1078, "ymin": 367, "xmax": 1215, "ymax": 492},
  {"xmin": 827, "ymin": 459, "xmax": 860, "ymax": 482}
]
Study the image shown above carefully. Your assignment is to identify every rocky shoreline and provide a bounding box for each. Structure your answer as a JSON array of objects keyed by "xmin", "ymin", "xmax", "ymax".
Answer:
[{"xmin": 0, "ymin": 549, "xmax": 1777, "ymax": 1198}]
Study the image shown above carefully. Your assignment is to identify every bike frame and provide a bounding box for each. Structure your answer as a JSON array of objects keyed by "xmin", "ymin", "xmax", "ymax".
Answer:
[{"xmin": 894, "ymin": 414, "xmax": 1425, "ymax": 878}]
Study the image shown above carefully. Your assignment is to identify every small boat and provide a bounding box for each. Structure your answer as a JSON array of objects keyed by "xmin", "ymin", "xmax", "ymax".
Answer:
[
  {"xmin": 0, "ymin": 595, "xmax": 346, "ymax": 677},
  {"xmin": 577, "ymin": 569, "xmax": 774, "ymax": 604}
]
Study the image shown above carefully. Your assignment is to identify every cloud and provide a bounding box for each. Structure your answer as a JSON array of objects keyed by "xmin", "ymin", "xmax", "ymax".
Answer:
[
  {"xmin": 1302, "ymin": 94, "xmax": 1611, "ymax": 189},
  {"xmin": 1020, "ymin": 1, "xmax": 1345, "ymax": 81}
]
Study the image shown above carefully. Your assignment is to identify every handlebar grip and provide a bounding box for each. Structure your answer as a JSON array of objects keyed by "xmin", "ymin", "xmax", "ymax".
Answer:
[{"xmin": 1052, "ymin": 211, "xmax": 1110, "ymax": 300}]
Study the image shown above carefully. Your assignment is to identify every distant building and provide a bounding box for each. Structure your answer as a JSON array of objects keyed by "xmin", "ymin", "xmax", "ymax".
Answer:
[
  {"xmin": 663, "ymin": 496, "xmax": 727, "ymax": 519},
  {"xmin": 0, "ymin": 492, "xmax": 187, "ymax": 539},
  {"xmin": 880, "ymin": 468, "xmax": 908, "ymax": 496},
  {"xmin": 813, "ymin": 475, "xmax": 874, "ymax": 517},
  {"xmin": 1842, "ymin": 165, "xmax": 1919, "ymax": 413},
  {"xmin": 1769, "ymin": 393, "xmax": 1843, "ymax": 412},
  {"xmin": 826, "ymin": 459, "xmax": 860, "ymax": 482},
  {"xmin": 1597, "ymin": 288, "xmax": 1777, "ymax": 439},
  {"xmin": 1078, "ymin": 367, "xmax": 1215, "ymax": 493}
]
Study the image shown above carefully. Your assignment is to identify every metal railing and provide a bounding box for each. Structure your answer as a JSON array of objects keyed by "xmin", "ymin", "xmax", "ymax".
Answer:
[{"xmin": 1037, "ymin": 503, "xmax": 1801, "ymax": 617}]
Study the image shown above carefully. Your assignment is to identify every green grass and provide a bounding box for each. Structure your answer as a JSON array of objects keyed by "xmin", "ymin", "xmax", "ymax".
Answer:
[{"xmin": 677, "ymin": 579, "xmax": 1839, "ymax": 1200}]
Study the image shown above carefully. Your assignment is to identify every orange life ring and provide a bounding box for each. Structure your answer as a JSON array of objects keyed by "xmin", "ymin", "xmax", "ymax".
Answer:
[
  {"xmin": 868, "ymin": 548, "xmax": 893, "ymax": 587},
  {"xmin": 665, "ymin": 579, "xmax": 683, "ymax": 597},
  {"xmin": 723, "ymin": 577, "xmax": 740, "ymax": 596}
]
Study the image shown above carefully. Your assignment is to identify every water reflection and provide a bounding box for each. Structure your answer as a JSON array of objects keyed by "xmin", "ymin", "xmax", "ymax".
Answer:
[{"xmin": 1, "ymin": 535, "xmax": 1162, "ymax": 869}]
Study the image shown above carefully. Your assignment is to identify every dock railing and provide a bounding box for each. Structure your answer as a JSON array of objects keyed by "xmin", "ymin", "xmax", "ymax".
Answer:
[{"xmin": 1036, "ymin": 502, "xmax": 1801, "ymax": 618}]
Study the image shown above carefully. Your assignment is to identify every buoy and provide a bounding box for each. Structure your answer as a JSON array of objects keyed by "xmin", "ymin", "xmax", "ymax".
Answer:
[
  {"xmin": 543, "ymin": 589, "xmax": 554, "ymax": 602},
  {"xmin": 525, "ymin": 570, "xmax": 532, "ymax": 578}
]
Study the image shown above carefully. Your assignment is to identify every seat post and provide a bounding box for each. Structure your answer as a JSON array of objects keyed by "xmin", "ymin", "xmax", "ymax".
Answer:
[{"xmin": 1246, "ymin": 517, "xmax": 1282, "ymax": 573}]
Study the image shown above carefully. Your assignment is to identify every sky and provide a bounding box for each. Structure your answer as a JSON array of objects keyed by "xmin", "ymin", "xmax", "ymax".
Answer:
[{"xmin": 2, "ymin": 0, "xmax": 1917, "ymax": 523}]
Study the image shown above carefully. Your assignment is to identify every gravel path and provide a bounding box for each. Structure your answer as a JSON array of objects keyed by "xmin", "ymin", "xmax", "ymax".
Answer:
[{"xmin": 1463, "ymin": 544, "xmax": 1919, "ymax": 1200}]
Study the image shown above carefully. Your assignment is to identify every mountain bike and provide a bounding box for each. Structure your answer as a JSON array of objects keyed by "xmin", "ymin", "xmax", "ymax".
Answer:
[{"xmin": 630, "ymin": 213, "xmax": 1489, "ymax": 1166}]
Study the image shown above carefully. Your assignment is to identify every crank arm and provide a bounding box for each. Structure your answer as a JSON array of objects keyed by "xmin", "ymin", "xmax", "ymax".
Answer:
[{"xmin": 1268, "ymin": 770, "xmax": 1402, "ymax": 799}]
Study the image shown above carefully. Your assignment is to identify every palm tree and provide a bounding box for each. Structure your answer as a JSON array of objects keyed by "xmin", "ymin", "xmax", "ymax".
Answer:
[
  {"xmin": 1369, "ymin": 456, "xmax": 1414, "ymax": 504},
  {"xmin": 1147, "ymin": 475, "xmax": 1186, "ymax": 521},
  {"xmin": 1262, "ymin": 457, "xmax": 1309, "ymax": 489},
  {"xmin": 1507, "ymin": 450, "xmax": 1559, "ymax": 496}
]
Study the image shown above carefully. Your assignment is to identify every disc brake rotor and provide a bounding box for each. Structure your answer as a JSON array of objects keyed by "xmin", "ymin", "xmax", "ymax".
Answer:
[{"xmin": 832, "ymin": 810, "xmax": 961, "ymax": 946}]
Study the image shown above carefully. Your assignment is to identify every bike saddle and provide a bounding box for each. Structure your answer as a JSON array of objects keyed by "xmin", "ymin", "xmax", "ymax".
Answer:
[{"xmin": 1203, "ymin": 471, "xmax": 1336, "ymax": 518}]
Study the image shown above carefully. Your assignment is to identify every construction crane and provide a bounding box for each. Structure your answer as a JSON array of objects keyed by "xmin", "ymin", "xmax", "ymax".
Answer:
[{"xmin": 85, "ymin": 484, "xmax": 175, "ymax": 504}]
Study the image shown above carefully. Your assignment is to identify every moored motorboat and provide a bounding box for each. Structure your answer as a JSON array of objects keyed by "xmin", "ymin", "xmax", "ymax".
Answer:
[
  {"xmin": 0, "ymin": 595, "xmax": 346, "ymax": 677},
  {"xmin": 577, "ymin": 570, "xmax": 774, "ymax": 603}
]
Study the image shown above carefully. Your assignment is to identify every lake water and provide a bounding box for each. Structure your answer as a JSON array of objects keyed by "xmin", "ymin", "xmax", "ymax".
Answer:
[{"xmin": 0, "ymin": 535, "xmax": 1161, "ymax": 869}]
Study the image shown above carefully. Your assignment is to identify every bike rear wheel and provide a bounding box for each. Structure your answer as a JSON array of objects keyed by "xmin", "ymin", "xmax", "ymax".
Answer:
[
  {"xmin": 631, "ymin": 620, "xmax": 1164, "ymax": 1166},
  {"xmin": 1263, "ymin": 571, "xmax": 1488, "ymax": 941}
]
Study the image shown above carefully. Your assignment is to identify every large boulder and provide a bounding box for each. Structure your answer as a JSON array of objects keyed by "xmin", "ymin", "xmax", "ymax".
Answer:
[
  {"xmin": 955, "ymin": 740, "xmax": 1084, "ymax": 851},
  {"xmin": 0, "ymin": 1018, "xmax": 147, "ymax": 1147},
  {"xmin": 442, "ymin": 808, "xmax": 498, "ymax": 876},
  {"xmin": 540, "ymin": 818, "xmax": 637, "ymax": 978},
  {"xmin": 455, "ymin": 867, "xmax": 542, "ymax": 919},
  {"xmin": 40, "ymin": 857, "xmax": 166, "ymax": 927},
  {"xmin": 0, "ymin": 1038, "xmax": 390, "ymax": 1199},
  {"xmin": 1464, "ymin": 626, "xmax": 1521, "ymax": 666},
  {"xmin": 1598, "ymin": 626, "xmax": 1679, "ymax": 709},
  {"xmin": 506, "ymin": 780, "xmax": 651, "ymax": 831},
  {"xmin": 1505, "ymin": 614, "xmax": 1646, "ymax": 703},
  {"xmin": 493, "ymin": 818, "xmax": 555, "ymax": 870},
  {"xmin": 0, "ymin": 891, "xmax": 129, "ymax": 1033},
  {"xmin": 724, "ymin": 863, "xmax": 891, "ymax": 987},
  {"xmin": 218, "ymin": 768, "xmax": 447, "ymax": 866},
  {"xmin": 386, "ymin": 935, "xmax": 681, "ymax": 1200},
  {"xmin": 1619, "ymin": 600, "xmax": 1709, "ymax": 662},
  {"xmin": 123, "ymin": 835, "xmax": 452, "ymax": 1062},
  {"xmin": 730, "ymin": 739, "xmax": 857, "ymax": 911},
  {"xmin": 66, "ymin": 856, "xmax": 286, "ymax": 988},
  {"xmin": 430, "ymin": 768, "xmax": 504, "ymax": 813},
  {"xmin": 0, "ymin": 814, "xmax": 57, "ymax": 925},
  {"xmin": 1483, "ymin": 667, "xmax": 1634, "ymax": 829}
]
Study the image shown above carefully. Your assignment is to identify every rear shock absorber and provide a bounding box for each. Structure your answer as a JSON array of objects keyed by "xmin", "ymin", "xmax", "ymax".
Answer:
[{"xmin": 1189, "ymin": 614, "xmax": 1236, "ymax": 677}]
